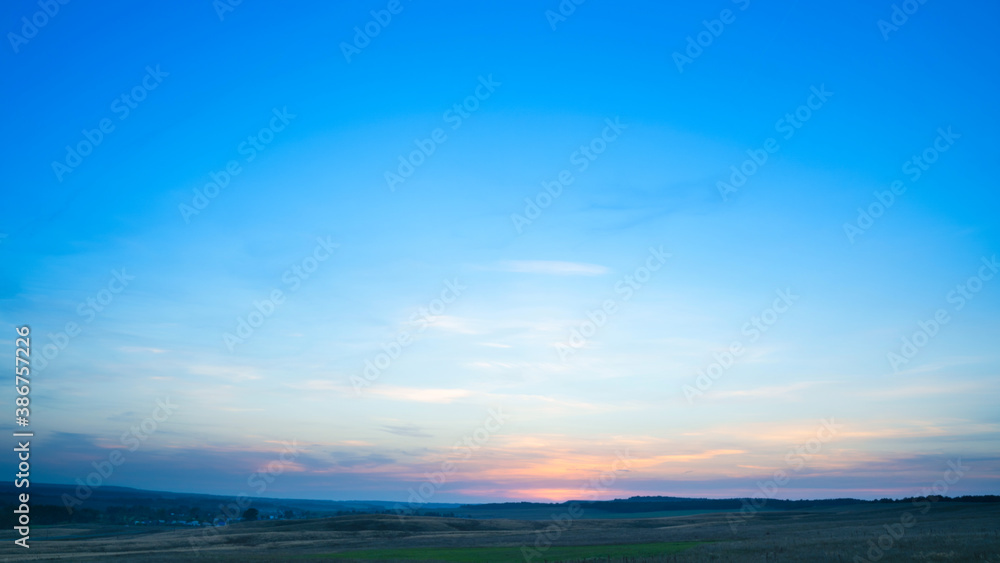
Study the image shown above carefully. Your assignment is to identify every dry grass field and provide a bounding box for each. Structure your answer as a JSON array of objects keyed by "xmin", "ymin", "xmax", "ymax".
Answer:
[{"xmin": 0, "ymin": 502, "xmax": 997, "ymax": 562}]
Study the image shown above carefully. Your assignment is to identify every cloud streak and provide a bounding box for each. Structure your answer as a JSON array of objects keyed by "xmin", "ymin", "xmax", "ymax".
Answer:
[{"xmin": 494, "ymin": 260, "xmax": 609, "ymax": 276}]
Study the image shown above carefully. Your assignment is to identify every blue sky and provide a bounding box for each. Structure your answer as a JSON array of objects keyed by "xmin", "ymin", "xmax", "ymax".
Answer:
[{"xmin": 1, "ymin": 0, "xmax": 998, "ymax": 502}]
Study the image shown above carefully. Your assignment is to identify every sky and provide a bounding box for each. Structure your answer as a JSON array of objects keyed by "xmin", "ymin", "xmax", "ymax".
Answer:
[{"xmin": 1, "ymin": 0, "xmax": 998, "ymax": 504}]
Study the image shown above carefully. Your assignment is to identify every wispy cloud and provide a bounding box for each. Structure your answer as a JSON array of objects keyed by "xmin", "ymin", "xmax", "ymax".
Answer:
[
  {"xmin": 369, "ymin": 385, "xmax": 474, "ymax": 404},
  {"xmin": 494, "ymin": 260, "xmax": 609, "ymax": 276},
  {"xmin": 712, "ymin": 381, "xmax": 822, "ymax": 400},
  {"xmin": 119, "ymin": 346, "xmax": 168, "ymax": 354},
  {"xmin": 294, "ymin": 381, "xmax": 473, "ymax": 404},
  {"xmin": 855, "ymin": 380, "xmax": 991, "ymax": 399},
  {"xmin": 380, "ymin": 424, "xmax": 433, "ymax": 438},
  {"xmin": 187, "ymin": 364, "xmax": 263, "ymax": 382},
  {"xmin": 414, "ymin": 314, "xmax": 481, "ymax": 334}
]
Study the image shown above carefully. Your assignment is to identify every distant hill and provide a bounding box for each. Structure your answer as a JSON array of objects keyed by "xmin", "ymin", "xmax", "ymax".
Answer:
[
  {"xmin": 0, "ymin": 482, "xmax": 461, "ymax": 526},
  {"xmin": 4, "ymin": 483, "xmax": 996, "ymax": 527},
  {"xmin": 459, "ymin": 494, "xmax": 1000, "ymax": 517}
]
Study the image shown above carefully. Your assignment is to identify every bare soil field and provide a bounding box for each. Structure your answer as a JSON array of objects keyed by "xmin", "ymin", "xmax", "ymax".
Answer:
[{"xmin": 1, "ymin": 502, "xmax": 997, "ymax": 562}]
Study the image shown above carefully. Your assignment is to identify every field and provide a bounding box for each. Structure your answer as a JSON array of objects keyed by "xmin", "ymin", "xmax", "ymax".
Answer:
[
  {"xmin": 0, "ymin": 502, "xmax": 997, "ymax": 562},
  {"xmin": 307, "ymin": 541, "xmax": 702, "ymax": 561}
]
